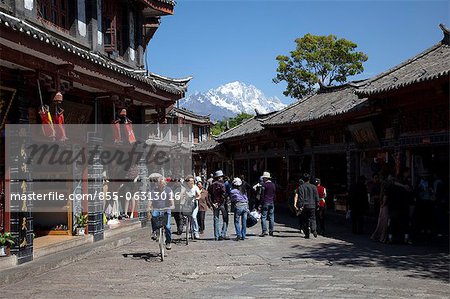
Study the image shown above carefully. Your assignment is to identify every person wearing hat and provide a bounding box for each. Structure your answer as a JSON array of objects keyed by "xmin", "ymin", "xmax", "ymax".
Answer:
[
  {"xmin": 148, "ymin": 173, "xmax": 174, "ymax": 250},
  {"xmin": 207, "ymin": 170, "xmax": 229, "ymax": 240},
  {"xmin": 230, "ymin": 177, "xmax": 249, "ymax": 241},
  {"xmin": 259, "ymin": 171, "xmax": 276, "ymax": 237}
]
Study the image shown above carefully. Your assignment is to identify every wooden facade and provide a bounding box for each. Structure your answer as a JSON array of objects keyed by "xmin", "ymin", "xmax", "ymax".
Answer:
[
  {"xmin": 195, "ymin": 25, "xmax": 450, "ymax": 213},
  {"xmin": 0, "ymin": 0, "xmax": 189, "ymax": 263}
]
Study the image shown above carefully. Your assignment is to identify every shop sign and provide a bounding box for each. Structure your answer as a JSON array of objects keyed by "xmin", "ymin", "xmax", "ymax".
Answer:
[{"xmin": 348, "ymin": 122, "xmax": 380, "ymax": 149}]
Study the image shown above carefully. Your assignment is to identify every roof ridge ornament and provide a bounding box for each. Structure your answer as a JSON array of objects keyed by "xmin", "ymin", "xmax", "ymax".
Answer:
[{"xmin": 439, "ymin": 23, "xmax": 450, "ymax": 45}]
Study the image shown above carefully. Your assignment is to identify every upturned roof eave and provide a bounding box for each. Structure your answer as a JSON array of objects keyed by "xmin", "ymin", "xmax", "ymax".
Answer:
[{"xmin": 0, "ymin": 10, "xmax": 190, "ymax": 96}]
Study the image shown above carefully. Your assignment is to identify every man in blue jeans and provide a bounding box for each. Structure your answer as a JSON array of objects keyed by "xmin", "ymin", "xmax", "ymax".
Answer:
[
  {"xmin": 207, "ymin": 170, "xmax": 229, "ymax": 240},
  {"xmin": 148, "ymin": 173, "xmax": 174, "ymax": 250},
  {"xmin": 259, "ymin": 171, "xmax": 276, "ymax": 237}
]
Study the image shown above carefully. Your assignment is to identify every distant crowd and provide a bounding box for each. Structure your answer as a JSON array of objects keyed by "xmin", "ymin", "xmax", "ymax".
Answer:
[
  {"xmin": 145, "ymin": 167, "xmax": 448, "ymax": 251},
  {"xmin": 350, "ymin": 170, "xmax": 449, "ymax": 244}
]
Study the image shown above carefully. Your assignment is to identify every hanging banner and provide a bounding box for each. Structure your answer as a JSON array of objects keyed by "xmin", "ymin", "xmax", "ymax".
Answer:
[{"xmin": 348, "ymin": 121, "xmax": 380, "ymax": 149}]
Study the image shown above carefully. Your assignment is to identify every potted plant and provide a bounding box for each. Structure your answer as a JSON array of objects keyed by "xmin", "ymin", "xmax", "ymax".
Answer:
[
  {"xmin": 75, "ymin": 214, "xmax": 88, "ymax": 236},
  {"xmin": 0, "ymin": 232, "xmax": 15, "ymax": 257}
]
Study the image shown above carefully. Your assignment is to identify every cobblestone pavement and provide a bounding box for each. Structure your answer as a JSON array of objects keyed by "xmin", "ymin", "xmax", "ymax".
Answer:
[{"xmin": 1, "ymin": 211, "xmax": 448, "ymax": 298}]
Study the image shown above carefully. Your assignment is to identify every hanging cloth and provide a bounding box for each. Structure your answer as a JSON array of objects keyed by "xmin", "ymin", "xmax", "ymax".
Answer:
[
  {"xmin": 112, "ymin": 119, "xmax": 122, "ymax": 143},
  {"xmin": 111, "ymin": 103, "xmax": 122, "ymax": 143},
  {"xmin": 37, "ymin": 79, "xmax": 55, "ymax": 138},
  {"xmin": 112, "ymin": 107, "xmax": 136, "ymax": 144},
  {"xmin": 53, "ymin": 92, "xmax": 67, "ymax": 141},
  {"xmin": 125, "ymin": 121, "xmax": 136, "ymax": 144}
]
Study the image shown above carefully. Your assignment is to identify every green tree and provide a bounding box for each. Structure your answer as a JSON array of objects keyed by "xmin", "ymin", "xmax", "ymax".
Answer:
[
  {"xmin": 273, "ymin": 33, "xmax": 368, "ymax": 99},
  {"xmin": 211, "ymin": 112, "xmax": 253, "ymax": 136}
]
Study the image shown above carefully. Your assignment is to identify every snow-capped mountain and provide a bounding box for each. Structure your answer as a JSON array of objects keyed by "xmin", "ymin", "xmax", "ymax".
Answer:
[{"xmin": 179, "ymin": 81, "xmax": 287, "ymax": 121}]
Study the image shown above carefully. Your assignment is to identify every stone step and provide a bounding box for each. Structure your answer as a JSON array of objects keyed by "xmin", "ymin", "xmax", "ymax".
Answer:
[{"xmin": 34, "ymin": 235, "xmax": 94, "ymax": 259}]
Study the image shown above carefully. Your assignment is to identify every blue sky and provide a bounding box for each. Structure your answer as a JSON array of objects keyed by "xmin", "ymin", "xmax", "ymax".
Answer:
[{"xmin": 147, "ymin": 0, "xmax": 450, "ymax": 104}]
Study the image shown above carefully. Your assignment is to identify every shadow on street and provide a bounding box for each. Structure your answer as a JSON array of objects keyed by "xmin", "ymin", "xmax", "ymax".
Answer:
[
  {"xmin": 274, "ymin": 203, "xmax": 450, "ymax": 283},
  {"xmin": 122, "ymin": 252, "xmax": 160, "ymax": 262}
]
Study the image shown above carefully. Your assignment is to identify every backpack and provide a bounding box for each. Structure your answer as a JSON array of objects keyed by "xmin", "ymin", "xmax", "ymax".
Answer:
[
  {"xmin": 181, "ymin": 189, "xmax": 196, "ymax": 216},
  {"xmin": 181, "ymin": 197, "xmax": 195, "ymax": 216}
]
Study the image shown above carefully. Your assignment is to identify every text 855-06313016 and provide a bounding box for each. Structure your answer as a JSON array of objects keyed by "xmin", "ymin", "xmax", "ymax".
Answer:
[{"xmin": 97, "ymin": 191, "xmax": 181, "ymax": 202}]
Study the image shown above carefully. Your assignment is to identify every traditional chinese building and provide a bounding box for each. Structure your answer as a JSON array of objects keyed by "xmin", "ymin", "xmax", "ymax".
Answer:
[
  {"xmin": 166, "ymin": 107, "xmax": 211, "ymax": 144},
  {"xmin": 195, "ymin": 24, "xmax": 449, "ymax": 219},
  {"xmin": 263, "ymin": 83, "xmax": 371, "ymax": 201},
  {"xmin": 197, "ymin": 85, "xmax": 370, "ymax": 203},
  {"xmin": 0, "ymin": 0, "xmax": 190, "ymax": 263},
  {"xmin": 354, "ymin": 24, "xmax": 449, "ymax": 187}
]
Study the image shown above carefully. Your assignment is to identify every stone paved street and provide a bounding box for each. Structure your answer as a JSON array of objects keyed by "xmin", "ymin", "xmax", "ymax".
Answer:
[{"xmin": 0, "ymin": 211, "xmax": 448, "ymax": 298}]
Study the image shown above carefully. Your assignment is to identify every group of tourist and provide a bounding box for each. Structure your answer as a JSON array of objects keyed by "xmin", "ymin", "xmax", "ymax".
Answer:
[
  {"xmin": 200, "ymin": 169, "xmax": 277, "ymax": 241},
  {"xmin": 147, "ymin": 169, "xmax": 278, "ymax": 250},
  {"xmin": 147, "ymin": 167, "xmax": 447, "ymax": 250},
  {"xmin": 343, "ymin": 168, "xmax": 449, "ymax": 245},
  {"xmin": 367, "ymin": 170, "xmax": 448, "ymax": 244}
]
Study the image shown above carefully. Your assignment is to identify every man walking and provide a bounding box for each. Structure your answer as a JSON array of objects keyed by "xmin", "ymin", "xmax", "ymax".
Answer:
[
  {"xmin": 294, "ymin": 173, "xmax": 319, "ymax": 239},
  {"xmin": 207, "ymin": 170, "xmax": 229, "ymax": 240},
  {"xmin": 259, "ymin": 171, "xmax": 276, "ymax": 237}
]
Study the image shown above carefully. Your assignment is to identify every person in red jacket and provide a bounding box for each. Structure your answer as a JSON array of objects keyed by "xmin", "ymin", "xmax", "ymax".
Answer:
[{"xmin": 313, "ymin": 178, "xmax": 327, "ymax": 236}]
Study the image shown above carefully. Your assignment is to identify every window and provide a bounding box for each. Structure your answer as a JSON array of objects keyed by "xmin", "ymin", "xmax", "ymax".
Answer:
[
  {"xmin": 37, "ymin": 0, "xmax": 69, "ymax": 30},
  {"xmin": 103, "ymin": 1, "xmax": 122, "ymax": 54}
]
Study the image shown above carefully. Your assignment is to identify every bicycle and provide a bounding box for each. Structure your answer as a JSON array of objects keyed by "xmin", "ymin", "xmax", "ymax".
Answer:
[
  {"xmin": 152, "ymin": 209, "xmax": 169, "ymax": 262},
  {"xmin": 182, "ymin": 214, "xmax": 194, "ymax": 245}
]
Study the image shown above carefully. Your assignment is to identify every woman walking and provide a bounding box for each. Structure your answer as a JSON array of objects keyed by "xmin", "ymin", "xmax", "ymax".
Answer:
[
  {"xmin": 184, "ymin": 175, "xmax": 201, "ymax": 239},
  {"xmin": 197, "ymin": 180, "xmax": 208, "ymax": 235},
  {"xmin": 230, "ymin": 177, "xmax": 249, "ymax": 241}
]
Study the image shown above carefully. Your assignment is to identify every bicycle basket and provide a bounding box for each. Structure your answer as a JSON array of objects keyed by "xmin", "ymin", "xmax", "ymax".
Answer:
[
  {"xmin": 152, "ymin": 213, "xmax": 168, "ymax": 229},
  {"xmin": 181, "ymin": 199, "xmax": 194, "ymax": 216}
]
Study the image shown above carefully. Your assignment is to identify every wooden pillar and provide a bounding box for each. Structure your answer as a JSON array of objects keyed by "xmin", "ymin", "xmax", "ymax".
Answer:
[
  {"xmin": 9, "ymin": 72, "xmax": 33, "ymax": 264},
  {"xmin": 87, "ymin": 136, "xmax": 104, "ymax": 242}
]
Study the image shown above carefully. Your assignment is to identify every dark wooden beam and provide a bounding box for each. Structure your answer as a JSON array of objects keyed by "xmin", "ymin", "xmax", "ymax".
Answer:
[
  {"xmin": 57, "ymin": 64, "xmax": 74, "ymax": 71},
  {"xmin": 0, "ymin": 43, "xmax": 169, "ymax": 105},
  {"xmin": 123, "ymin": 86, "xmax": 135, "ymax": 93},
  {"xmin": 0, "ymin": 26, "xmax": 181, "ymax": 102}
]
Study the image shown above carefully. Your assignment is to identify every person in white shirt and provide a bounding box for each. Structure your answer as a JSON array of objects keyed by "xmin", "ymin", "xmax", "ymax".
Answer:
[{"xmin": 183, "ymin": 175, "xmax": 201, "ymax": 239}]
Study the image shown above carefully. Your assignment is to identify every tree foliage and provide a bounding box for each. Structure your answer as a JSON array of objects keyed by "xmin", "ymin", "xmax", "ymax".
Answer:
[
  {"xmin": 273, "ymin": 33, "xmax": 368, "ymax": 99},
  {"xmin": 211, "ymin": 112, "xmax": 254, "ymax": 136}
]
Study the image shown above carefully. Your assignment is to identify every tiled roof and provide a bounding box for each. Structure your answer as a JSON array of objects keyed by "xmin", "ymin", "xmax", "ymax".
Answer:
[
  {"xmin": 0, "ymin": 11, "xmax": 190, "ymax": 95},
  {"xmin": 193, "ymin": 139, "xmax": 221, "ymax": 152},
  {"xmin": 264, "ymin": 83, "xmax": 368, "ymax": 127},
  {"xmin": 215, "ymin": 111, "xmax": 278, "ymax": 141},
  {"xmin": 357, "ymin": 24, "xmax": 450, "ymax": 96},
  {"xmin": 157, "ymin": 0, "xmax": 176, "ymax": 5},
  {"xmin": 168, "ymin": 107, "xmax": 210, "ymax": 124}
]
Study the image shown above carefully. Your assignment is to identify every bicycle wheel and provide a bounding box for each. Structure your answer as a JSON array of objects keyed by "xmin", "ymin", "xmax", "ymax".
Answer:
[
  {"xmin": 185, "ymin": 216, "xmax": 190, "ymax": 245},
  {"xmin": 159, "ymin": 227, "xmax": 165, "ymax": 261}
]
